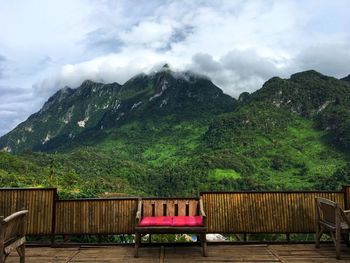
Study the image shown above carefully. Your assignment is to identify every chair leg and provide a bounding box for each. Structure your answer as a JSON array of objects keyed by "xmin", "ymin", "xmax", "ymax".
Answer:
[
  {"xmin": 0, "ymin": 249, "xmax": 4, "ymax": 263},
  {"xmin": 200, "ymin": 233, "xmax": 208, "ymax": 257},
  {"xmin": 336, "ymin": 228, "xmax": 341, "ymax": 260},
  {"xmin": 16, "ymin": 244, "xmax": 25, "ymax": 263},
  {"xmin": 134, "ymin": 232, "xmax": 140, "ymax": 258},
  {"xmin": 343, "ymin": 233, "xmax": 350, "ymax": 247},
  {"xmin": 315, "ymin": 224, "xmax": 323, "ymax": 248}
]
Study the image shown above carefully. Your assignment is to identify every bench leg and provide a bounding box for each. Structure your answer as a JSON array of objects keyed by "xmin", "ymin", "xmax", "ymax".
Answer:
[
  {"xmin": 200, "ymin": 233, "xmax": 208, "ymax": 257},
  {"xmin": 134, "ymin": 232, "xmax": 140, "ymax": 258},
  {"xmin": 17, "ymin": 244, "xmax": 25, "ymax": 263}
]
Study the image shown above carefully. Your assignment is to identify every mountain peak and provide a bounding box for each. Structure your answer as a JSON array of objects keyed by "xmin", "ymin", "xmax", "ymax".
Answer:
[
  {"xmin": 290, "ymin": 70, "xmax": 325, "ymax": 81},
  {"xmin": 157, "ymin": 63, "xmax": 171, "ymax": 74},
  {"xmin": 251, "ymin": 69, "xmax": 350, "ymax": 118}
]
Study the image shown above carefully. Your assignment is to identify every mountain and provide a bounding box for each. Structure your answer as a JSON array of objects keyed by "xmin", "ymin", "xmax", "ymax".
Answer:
[
  {"xmin": 250, "ymin": 70, "xmax": 350, "ymax": 117},
  {"xmin": 1, "ymin": 68, "xmax": 350, "ymax": 197},
  {"xmin": 208, "ymin": 70, "xmax": 350, "ymax": 153},
  {"xmin": 204, "ymin": 70, "xmax": 350, "ymax": 189},
  {"xmin": 0, "ymin": 65, "xmax": 236, "ymax": 153},
  {"xmin": 341, "ymin": 74, "xmax": 350, "ymax": 83}
]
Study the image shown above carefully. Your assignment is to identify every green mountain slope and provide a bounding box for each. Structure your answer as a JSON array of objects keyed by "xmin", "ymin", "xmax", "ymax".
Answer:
[
  {"xmin": 204, "ymin": 102, "xmax": 347, "ymax": 190},
  {"xmin": 1, "ymin": 69, "xmax": 350, "ymax": 197}
]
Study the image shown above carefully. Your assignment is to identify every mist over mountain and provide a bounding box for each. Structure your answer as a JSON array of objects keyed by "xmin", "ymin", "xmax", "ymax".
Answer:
[{"xmin": 0, "ymin": 65, "xmax": 236, "ymax": 153}]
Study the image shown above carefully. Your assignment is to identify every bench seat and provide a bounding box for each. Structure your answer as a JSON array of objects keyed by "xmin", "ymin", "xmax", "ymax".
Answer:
[{"xmin": 139, "ymin": 216, "xmax": 204, "ymax": 227}]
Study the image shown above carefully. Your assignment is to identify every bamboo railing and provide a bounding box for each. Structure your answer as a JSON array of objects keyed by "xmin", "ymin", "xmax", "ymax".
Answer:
[
  {"xmin": 0, "ymin": 187, "xmax": 350, "ymax": 236},
  {"xmin": 0, "ymin": 188, "xmax": 56, "ymax": 235},
  {"xmin": 201, "ymin": 191, "xmax": 344, "ymax": 233},
  {"xmin": 55, "ymin": 198, "xmax": 138, "ymax": 234}
]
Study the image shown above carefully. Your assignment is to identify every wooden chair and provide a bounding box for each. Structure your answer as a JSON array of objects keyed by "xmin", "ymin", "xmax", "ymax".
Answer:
[
  {"xmin": 315, "ymin": 197, "xmax": 350, "ymax": 259},
  {"xmin": 0, "ymin": 210, "xmax": 28, "ymax": 263}
]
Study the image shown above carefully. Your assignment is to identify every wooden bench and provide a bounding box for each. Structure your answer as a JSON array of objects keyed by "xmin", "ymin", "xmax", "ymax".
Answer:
[
  {"xmin": 134, "ymin": 198, "xmax": 207, "ymax": 257},
  {"xmin": 0, "ymin": 210, "xmax": 28, "ymax": 263}
]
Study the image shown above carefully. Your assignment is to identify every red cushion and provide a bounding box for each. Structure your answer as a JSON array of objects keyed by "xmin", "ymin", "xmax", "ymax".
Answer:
[
  {"xmin": 139, "ymin": 216, "xmax": 173, "ymax": 227},
  {"xmin": 138, "ymin": 216, "xmax": 204, "ymax": 227},
  {"xmin": 172, "ymin": 216, "xmax": 204, "ymax": 227}
]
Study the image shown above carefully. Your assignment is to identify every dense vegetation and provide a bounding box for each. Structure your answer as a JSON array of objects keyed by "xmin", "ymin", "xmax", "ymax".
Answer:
[{"xmin": 1, "ymin": 69, "xmax": 350, "ymax": 197}]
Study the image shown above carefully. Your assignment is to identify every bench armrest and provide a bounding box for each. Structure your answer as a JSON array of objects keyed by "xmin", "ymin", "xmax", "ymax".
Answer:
[
  {"xmin": 135, "ymin": 199, "xmax": 142, "ymax": 225},
  {"xmin": 199, "ymin": 197, "xmax": 206, "ymax": 217}
]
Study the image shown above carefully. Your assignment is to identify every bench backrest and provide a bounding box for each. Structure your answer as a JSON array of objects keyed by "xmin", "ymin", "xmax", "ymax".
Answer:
[
  {"xmin": 0, "ymin": 210, "xmax": 28, "ymax": 244},
  {"xmin": 141, "ymin": 199, "xmax": 199, "ymax": 217}
]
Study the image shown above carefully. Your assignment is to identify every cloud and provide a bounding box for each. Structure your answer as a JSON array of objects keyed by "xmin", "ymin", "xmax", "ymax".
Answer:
[
  {"xmin": 119, "ymin": 21, "xmax": 174, "ymax": 49},
  {"xmin": 293, "ymin": 41, "xmax": 350, "ymax": 78},
  {"xmin": 0, "ymin": 111, "xmax": 21, "ymax": 136},
  {"xmin": 32, "ymin": 0, "xmax": 350, "ymax": 99},
  {"xmin": 189, "ymin": 50, "xmax": 282, "ymax": 96},
  {"xmin": 0, "ymin": 54, "xmax": 7, "ymax": 78},
  {"xmin": 84, "ymin": 28, "xmax": 124, "ymax": 54},
  {"xmin": 1, "ymin": 0, "xmax": 350, "ymax": 136},
  {"xmin": 0, "ymin": 84, "xmax": 41, "ymax": 136},
  {"xmin": 0, "ymin": 85, "xmax": 29, "ymax": 98}
]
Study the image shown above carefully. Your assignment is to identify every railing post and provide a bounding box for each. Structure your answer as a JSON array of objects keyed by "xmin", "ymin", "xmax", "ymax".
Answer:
[
  {"xmin": 286, "ymin": 233, "xmax": 290, "ymax": 243},
  {"xmin": 343, "ymin": 186, "xmax": 350, "ymax": 210},
  {"xmin": 243, "ymin": 233, "xmax": 247, "ymax": 242},
  {"xmin": 51, "ymin": 188, "xmax": 58, "ymax": 246}
]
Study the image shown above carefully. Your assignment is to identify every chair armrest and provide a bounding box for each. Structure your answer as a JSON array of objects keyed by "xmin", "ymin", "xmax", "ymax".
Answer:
[
  {"xmin": 2, "ymin": 210, "xmax": 28, "ymax": 239},
  {"xmin": 344, "ymin": 210, "xmax": 350, "ymax": 214},
  {"xmin": 4, "ymin": 210, "xmax": 28, "ymax": 223}
]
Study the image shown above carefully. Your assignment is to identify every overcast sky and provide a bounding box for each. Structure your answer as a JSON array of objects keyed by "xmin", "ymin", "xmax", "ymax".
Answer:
[{"xmin": 0, "ymin": 0, "xmax": 350, "ymax": 136}]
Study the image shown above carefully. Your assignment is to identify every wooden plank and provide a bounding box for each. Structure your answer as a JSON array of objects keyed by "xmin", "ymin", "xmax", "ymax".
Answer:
[
  {"xmin": 188, "ymin": 200, "xmax": 198, "ymax": 216},
  {"xmin": 177, "ymin": 200, "xmax": 186, "ymax": 216},
  {"xmin": 6, "ymin": 242, "xmax": 350, "ymax": 262},
  {"xmin": 155, "ymin": 200, "xmax": 164, "ymax": 217},
  {"xmin": 167, "ymin": 200, "xmax": 175, "ymax": 216}
]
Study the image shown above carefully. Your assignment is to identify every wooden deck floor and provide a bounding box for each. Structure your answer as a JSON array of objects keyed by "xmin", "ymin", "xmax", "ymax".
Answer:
[{"xmin": 6, "ymin": 243, "xmax": 350, "ymax": 262}]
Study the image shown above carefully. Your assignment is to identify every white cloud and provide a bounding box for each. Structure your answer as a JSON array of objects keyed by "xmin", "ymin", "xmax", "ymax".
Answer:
[
  {"xmin": 119, "ymin": 21, "xmax": 174, "ymax": 49},
  {"xmin": 1, "ymin": 0, "xmax": 350, "ymax": 135},
  {"xmin": 293, "ymin": 40, "xmax": 350, "ymax": 77}
]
